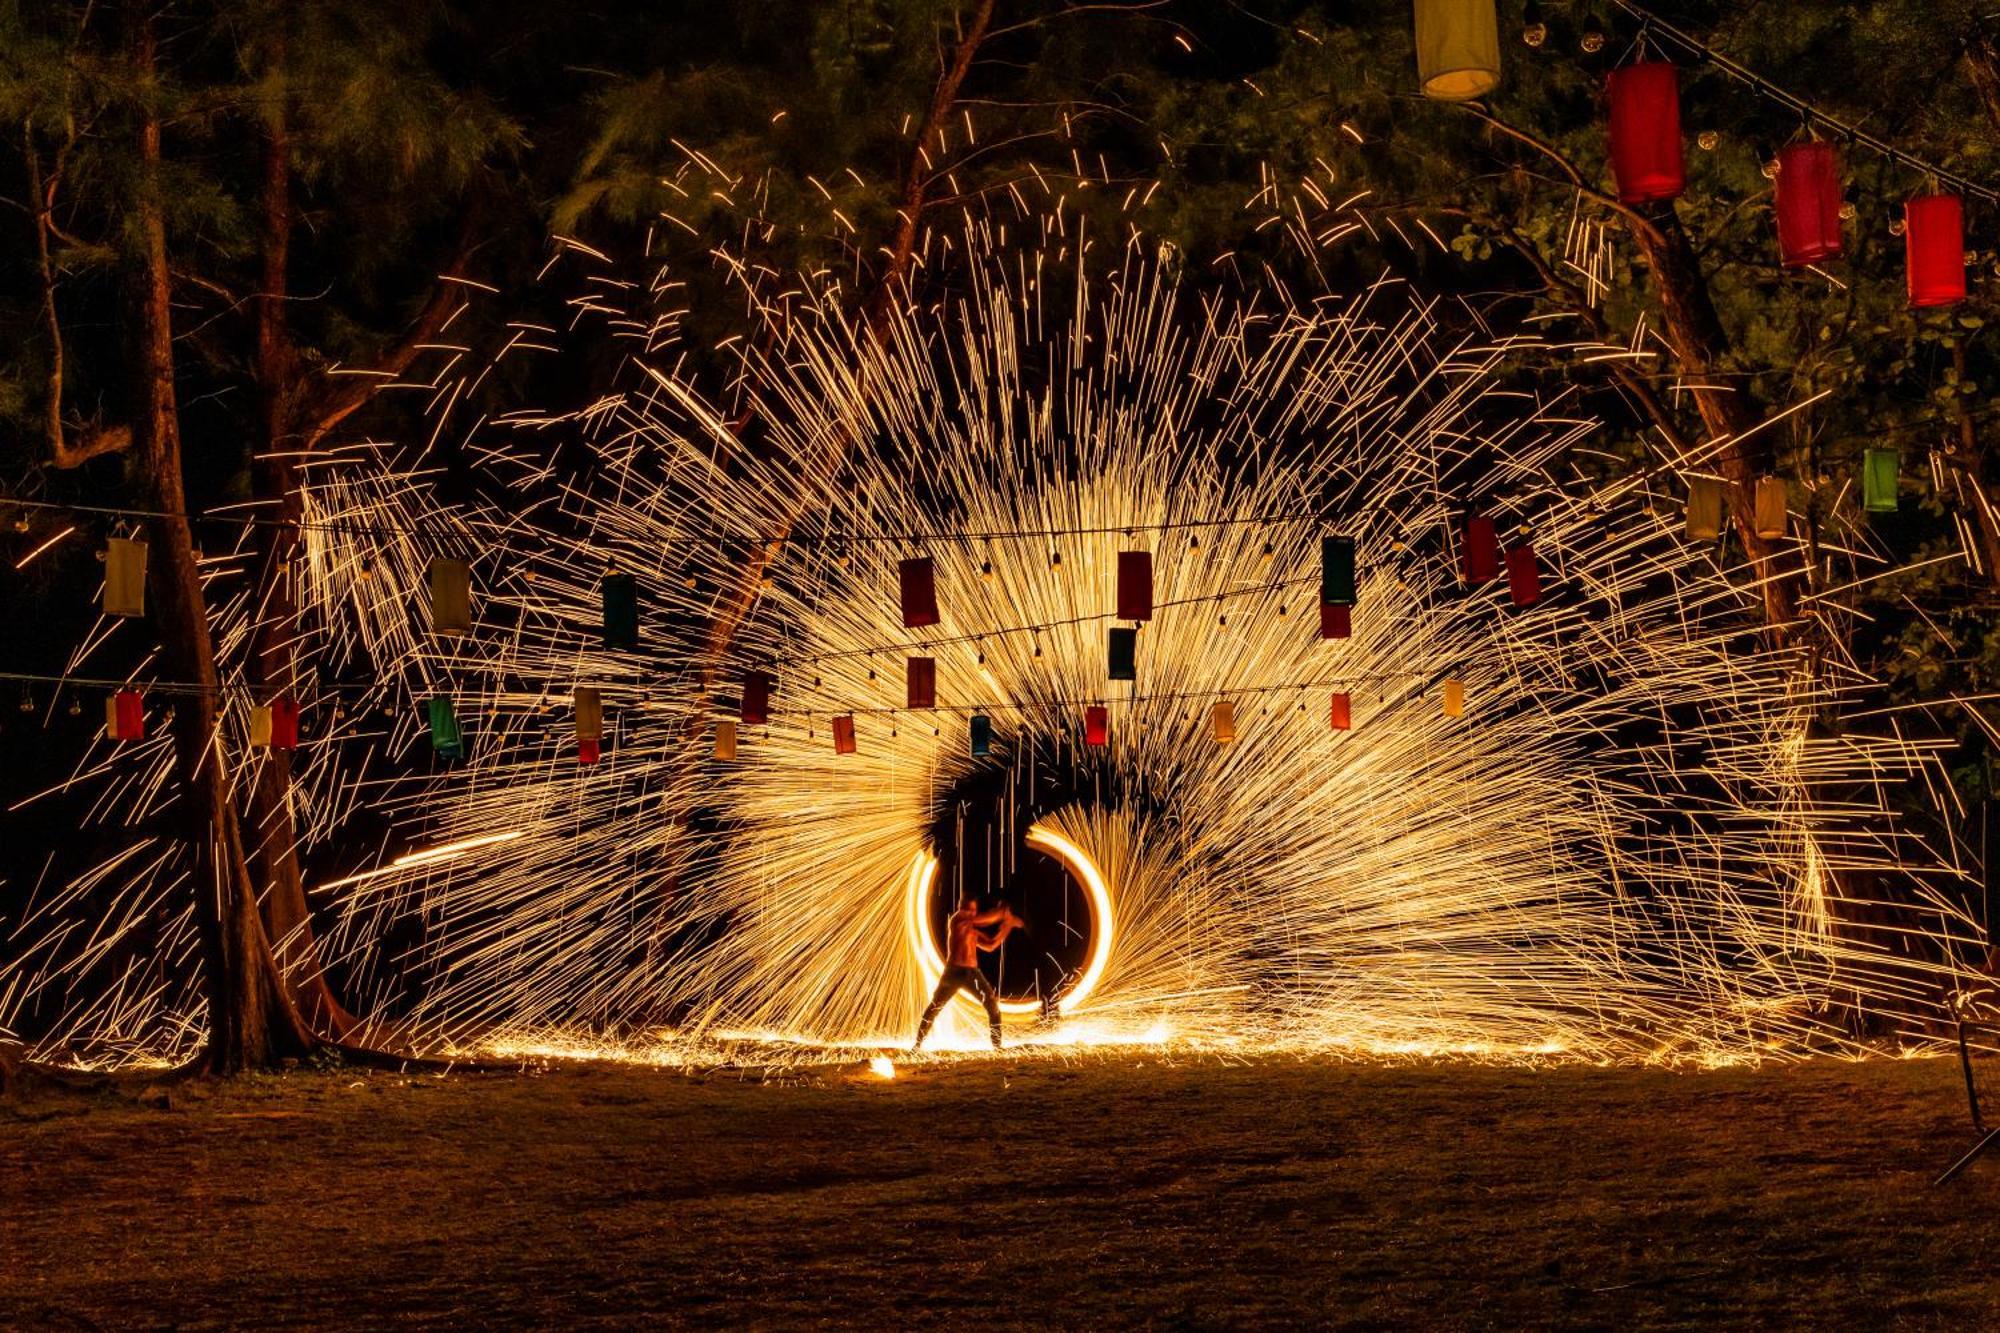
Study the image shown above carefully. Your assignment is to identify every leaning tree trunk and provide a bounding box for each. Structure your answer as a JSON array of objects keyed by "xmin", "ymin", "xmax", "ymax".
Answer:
[{"xmin": 129, "ymin": 11, "xmax": 314, "ymax": 1072}]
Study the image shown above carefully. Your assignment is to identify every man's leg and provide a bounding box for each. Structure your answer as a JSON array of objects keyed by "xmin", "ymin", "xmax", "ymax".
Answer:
[
  {"xmin": 913, "ymin": 973, "xmax": 963, "ymax": 1050},
  {"xmin": 969, "ymin": 971, "xmax": 1003, "ymax": 1050}
]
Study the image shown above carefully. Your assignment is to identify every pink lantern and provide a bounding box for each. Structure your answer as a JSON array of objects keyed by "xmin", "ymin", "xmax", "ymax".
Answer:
[
  {"xmin": 1607, "ymin": 62, "xmax": 1684, "ymax": 204},
  {"xmin": 1905, "ymin": 194, "xmax": 1966, "ymax": 308},
  {"xmin": 1116, "ymin": 550, "xmax": 1153, "ymax": 621},
  {"xmin": 1775, "ymin": 142, "xmax": 1842, "ymax": 267}
]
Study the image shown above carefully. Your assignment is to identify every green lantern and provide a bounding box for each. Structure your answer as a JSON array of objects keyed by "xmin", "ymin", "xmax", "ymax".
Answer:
[
  {"xmin": 1320, "ymin": 536, "xmax": 1356, "ymax": 607},
  {"xmin": 428, "ymin": 696, "xmax": 463, "ymax": 758},
  {"xmin": 1108, "ymin": 626, "xmax": 1137, "ymax": 681},
  {"xmin": 602, "ymin": 573, "xmax": 639, "ymax": 650},
  {"xmin": 1862, "ymin": 448, "xmax": 1900, "ymax": 514},
  {"xmin": 969, "ymin": 714, "xmax": 992, "ymax": 757}
]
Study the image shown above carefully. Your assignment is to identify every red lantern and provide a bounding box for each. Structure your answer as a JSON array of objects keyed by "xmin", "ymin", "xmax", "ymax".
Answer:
[
  {"xmin": 1462, "ymin": 514, "xmax": 1500, "ymax": 585},
  {"xmin": 898, "ymin": 557, "xmax": 939, "ymax": 628},
  {"xmin": 270, "ymin": 695, "xmax": 299, "ymax": 752},
  {"xmin": 1905, "ymin": 194, "xmax": 1966, "ymax": 309},
  {"xmin": 906, "ymin": 656, "xmax": 936, "ymax": 710},
  {"xmin": 832, "ymin": 714, "xmax": 856, "ymax": 755},
  {"xmin": 1606, "ymin": 61, "xmax": 1684, "ymax": 204},
  {"xmin": 110, "ymin": 690, "xmax": 145, "ymax": 741},
  {"xmin": 1116, "ymin": 551, "xmax": 1153, "ymax": 621},
  {"xmin": 1084, "ymin": 705, "xmax": 1109, "ymax": 747},
  {"xmin": 1775, "ymin": 142, "xmax": 1842, "ymax": 267},
  {"xmin": 1505, "ymin": 543, "xmax": 1541, "ymax": 607},
  {"xmin": 1319, "ymin": 603, "xmax": 1351, "ymax": 640},
  {"xmin": 1329, "ymin": 692, "xmax": 1351, "ymax": 732},
  {"xmin": 578, "ymin": 737, "xmax": 601, "ymax": 766},
  {"xmin": 740, "ymin": 670, "xmax": 771, "ymax": 726}
]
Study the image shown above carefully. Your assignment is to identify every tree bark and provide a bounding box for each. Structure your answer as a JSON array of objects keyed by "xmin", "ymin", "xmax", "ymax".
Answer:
[{"xmin": 128, "ymin": 7, "xmax": 314, "ymax": 1073}]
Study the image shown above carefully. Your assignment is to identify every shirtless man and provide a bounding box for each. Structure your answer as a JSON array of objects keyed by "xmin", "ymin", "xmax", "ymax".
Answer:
[{"xmin": 913, "ymin": 895, "xmax": 1024, "ymax": 1051}]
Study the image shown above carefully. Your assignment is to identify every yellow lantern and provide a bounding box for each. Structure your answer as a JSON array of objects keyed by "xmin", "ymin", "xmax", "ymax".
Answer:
[
  {"xmin": 1414, "ymin": 0, "xmax": 1501, "ymax": 102},
  {"xmin": 1211, "ymin": 700, "xmax": 1236, "ymax": 744},
  {"xmin": 1442, "ymin": 678, "xmax": 1465, "ymax": 718},
  {"xmin": 1753, "ymin": 477, "xmax": 1787, "ymax": 540},
  {"xmin": 713, "ymin": 720, "xmax": 738, "ymax": 761}
]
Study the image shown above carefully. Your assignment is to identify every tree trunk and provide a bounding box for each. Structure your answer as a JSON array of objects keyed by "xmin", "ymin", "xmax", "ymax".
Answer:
[
  {"xmin": 129, "ymin": 7, "xmax": 314, "ymax": 1073},
  {"xmin": 1624, "ymin": 201, "xmax": 1799, "ymax": 631},
  {"xmin": 243, "ymin": 22, "xmax": 358, "ymax": 1039}
]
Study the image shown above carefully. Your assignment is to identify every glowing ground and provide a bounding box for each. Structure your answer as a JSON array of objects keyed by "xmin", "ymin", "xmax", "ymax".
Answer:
[{"xmin": 4, "ymin": 1053, "xmax": 1997, "ymax": 1328}]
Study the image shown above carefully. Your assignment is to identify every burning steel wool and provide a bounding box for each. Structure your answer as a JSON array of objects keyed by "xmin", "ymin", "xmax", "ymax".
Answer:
[{"xmin": 3, "ymin": 191, "xmax": 1984, "ymax": 1067}]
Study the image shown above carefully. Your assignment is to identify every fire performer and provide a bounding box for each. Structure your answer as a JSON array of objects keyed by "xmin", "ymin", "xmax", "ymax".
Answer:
[{"xmin": 913, "ymin": 896, "xmax": 1024, "ymax": 1052}]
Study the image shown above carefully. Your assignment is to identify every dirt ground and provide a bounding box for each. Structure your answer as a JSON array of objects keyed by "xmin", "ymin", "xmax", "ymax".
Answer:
[{"xmin": 3, "ymin": 1049, "xmax": 1998, "ymax": 1329}]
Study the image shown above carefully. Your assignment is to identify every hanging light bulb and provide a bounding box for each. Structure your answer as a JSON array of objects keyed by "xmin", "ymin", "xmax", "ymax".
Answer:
[
  {"xmin": 980, "ymin": 559, "xmax": 993, "ymax": 580},
  {"xmin": 1697, "ymin": 129, "xmax": 1719, "ymax": 152},
  {"xmin": 1580, "ymin": 27, "xmax": 1605, "ymax": 53},
  {"xmin": 67, "ymin": 693, "xmax": 81, "ymax": 717},
  {"xmin": 17, "ymin": 689, "xmax": 32, "ymax": 713},
  {"xmin": 1260, "ymin": 540, "xmax": 1275, "ymax": 565},
  {"xmin": 1049, "ymin": 549, "xmax": 1062, "ymax": 569},
  {"xmin": 10, "ymin": 514, "xmax": 27, "ymax": 533}
]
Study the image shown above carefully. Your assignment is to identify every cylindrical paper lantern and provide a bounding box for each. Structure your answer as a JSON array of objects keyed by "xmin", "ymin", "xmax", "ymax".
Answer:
[
  {"xmin": 1320, "ymin": 536, "xmax": 1357, "ymax": 607},
  {"xmin": 1862, "ymin": 448, "xmax": 1900, "ymax": 514},
  {"xmin": 1116, "ymin": 550, "xmax": 1154, "ymax": 621},
  {"xmin": 969, "ymin": 713, "xmax": 992, "ymax": 757},
  {"xmin": 1320, "ymin": 603, "xmax": 1352, "ymax": 641},
  {"xmin": 1414, "ymin": 0, "xmax": 1500, "ymax": 102},
  {"xmin": 1084, "ymin": 705, "xmax": 1109, "ymax": 747},
  {"xmin": 907, "ymin": 656, "xmax": 936, "ymax": 710},
  {"xmin": 740, "ymin": 670, "xmax": 771, "ymax": 726},
  {"xmin": 429, "ymin": 558, "xmax": 472, "ymax": 635},
  {"xmin": 428, "ymin": 696, "xmax": 463, "ymax": 757},
  {"xmin": 107, "ymin": 690, "xmax": 145, "ymax": 741},
  {"xmin": 1685, "ymin": 476, "xmax": 1725, "ymax": 541},
  {"xmin": 270, "ymin": 695, "xmax": 299, "ymax": 752},
  {"xmin": 1775, "ymin": 142, "xmax": 1842, "ymax": 267},
  {"xmin": 103, "ymin": 538, "xmax": 149, "ymax": 618},
  {"xmin": 898, "ymin": 557, "xmax": 940, "ymax": 628},
  {"xmin": 1753, "ymin": 477, "xmax": 1788, "ymax": 539},
  {"xmin": 1107, "ymin": 626, "xmax": 1137, "ymax": 681},
  {"xmin": 1905, "ymin": 194, "xmax": 1966, "ymax": 308},
  {"xmin": 832, "ymin": 714, "xmax": 857, "ymax": 755},
  {"xmin": 602, "ymin": 573, "xmax": 639, "ymax": 650},
  {"xmin": 576, "ymin": 687, "xmax": 603, "ymax": 764},
  {"xmin": 1505, "ymin": 543, "xmax": 1541, "ymax": 607},
  {"xmin": 1606, "ymin": 62, "xmax": 1684, "ymax": 204},
  {"xmin": 712, "ymin": 720, "xmax": 737, "ymax": 760},
  {"xmin": 1329, "ymin": 692, "xmax": 1352, "ymax": 732},
  {"xmin": 578, "ymin": 737, "xmax": 601, "ymax": 766},
  {"xmin": 249, "ymin": 704, "xmax": 275, "ymax": 749},
  {"xmin": 1211, "ymin": 700, "xmax": 1236, "ymax": 744},
  {"xmin": 1442, "ymin": 678, "xmax": 1465, "ymax": 718},
  {"xmin": 1462, "ymin": 514, "xmax": 1500, "ymax": 585}
]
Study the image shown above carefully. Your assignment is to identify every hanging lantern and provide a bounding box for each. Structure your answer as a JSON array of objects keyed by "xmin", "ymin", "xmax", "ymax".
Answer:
[
  {"xmin": 1606, "ymin": 61, "xmax": 1684, "ymax": 204},
  {"xmin": 602, "ymin": 574, "xmax": 639, "ymax": 650},
  {"xmin": 1329, "ymin": 692, "xmax": 1352, "ymax": 732},
  {"xmin": 103, "ymin": 537, "xmax": 149, "ymax": 618},
  {"xmin": 1320, "ymin": 536, "xmax": 1356, "ymax": 607},
  {"xmin": 106, "ymin": 690, "xmax": 145, "ymax": 741},
  {"xmin": 898, "ymin": 556, "xmax": 940, "ymax": 628},
  {"xmin": 249, "ymin": 704, "xmax": 274, "ymax": 749},
  {"xmin": 1461, "ymin": 514, "xmax": 1500, "ymax": 585},
  {"xmin": 1107, "ymin": 626, "xmax": 1137, "ymax": 682},
  {"xmin": 429, "ymin": 558, "xmax": 472, "ymax": 635},
  {"xmin": 1775, "ymin": 142, "xmax": 1843, "ymax": 267},
  {"xmin": 576, "ymin": 687, "xmax": 603, "ymax": 765},
  {"xmin": 712, "ymin": 719, "xmax": 738, "ymax": 761},
  {"xmin": 1210, "ymin": 700, "xmax": 1236, "ymax": 744},
  {"xmin": 1116, "ymin": 550, "xmax": 1154, "ymax": 621},
  {"xmin": 428, "ymin": 696, "xmax": 463, "ymax": 758},
  {"xmin": 969, "ymin": 713, "xmax": 993, "ymax": 757},
  {"xmin": 906, "ymin": 656, "xmax": 936, "ymax": 710},
  {"xmin": 1442, "ymin": 678, "xmax": 1465, "ymax": 718},
  {"xmin": 1685, "ymin": 476, "xmax": 1725, "ymax": 541},
  {"xmin": 741, "ymin": 670, "xmax": 771, "ymax": 726},
  {"xmin": 1413, "ymin": 0, "xmax": 1501, "ymax": 102},
  {"xmin": 832, "ymin": 714, "xmax": 857, "ymax": 755},
  {"xmin": 1084, "ymin": 705, "xmax": 1109, "ymax": 747},
  {"xmin": 1505, "ymin": 543, "xmax": 1541, "ymax": 607},
  {"xmin": 1753, "ymin": 477, "xmax": 1788, "ymax": 539},
  {"xmin": 1319, "ymin": 603, "xmax": 1351, "ymax": 640},
  {"xmin": 1905, "ymin": 194, "xmax": 1966, "ymax": 309},
  {"xmin": 1862, "ymin": 447, "xmax": 1900, "ymax": 514}
]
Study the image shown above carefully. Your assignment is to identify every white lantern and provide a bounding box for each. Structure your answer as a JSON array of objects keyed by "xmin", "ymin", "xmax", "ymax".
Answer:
[{"xmin": 1414, "ymin": 0, "xmax": 1501, "ymax": 101}]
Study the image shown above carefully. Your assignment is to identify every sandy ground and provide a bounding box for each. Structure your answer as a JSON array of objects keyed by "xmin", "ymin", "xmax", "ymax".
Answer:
[{"xmin": 3, "ymin": 1050, "xmax": 1998, "ymax": 1329}]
